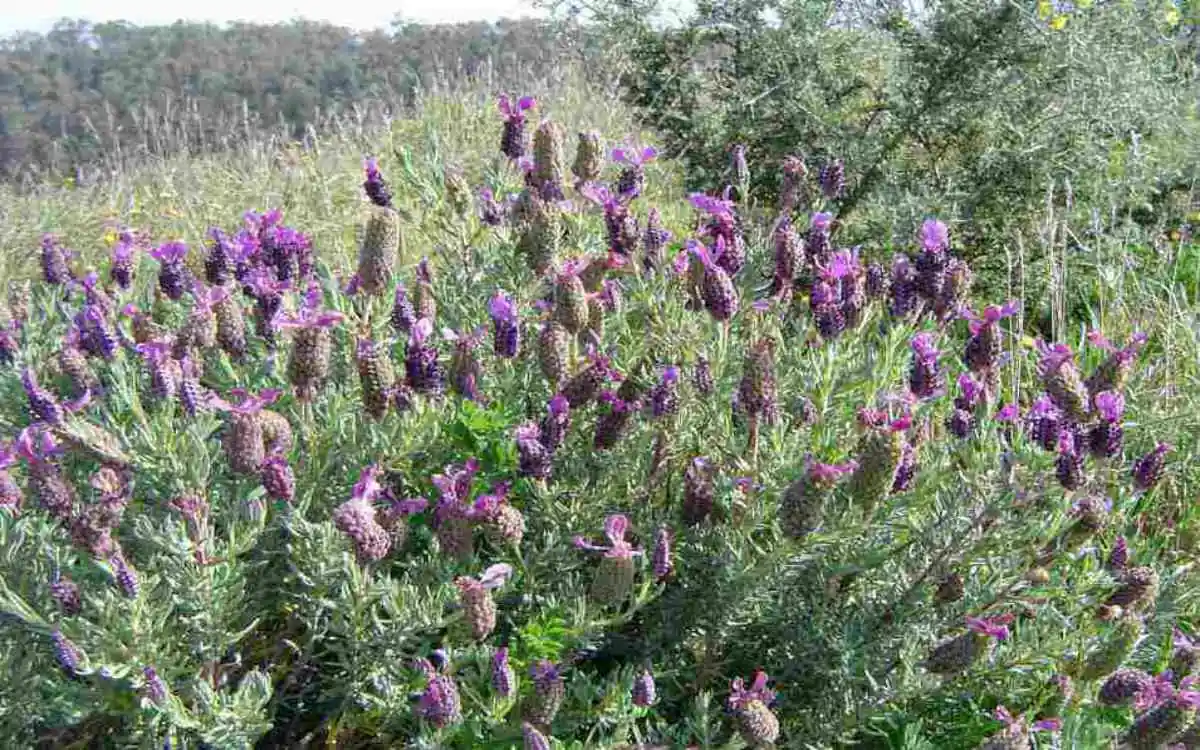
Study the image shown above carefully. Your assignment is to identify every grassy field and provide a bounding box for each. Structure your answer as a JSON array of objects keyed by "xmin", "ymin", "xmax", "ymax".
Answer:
[{"xmin": 0, "ymin": 73, "xmax": 1198, "ymax": 749}]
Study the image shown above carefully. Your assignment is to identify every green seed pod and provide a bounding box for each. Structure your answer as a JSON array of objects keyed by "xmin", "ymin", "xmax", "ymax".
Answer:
[
  {"xmin": 736, "ymin": 701, "xmax": 780, "ymax": 748},
  {"xmin": 1105, "ymin": 566, "xmax": 1159, "ymax": 612},
  {"xmin": 437, "ymin": 516, "xmax": 474, "ymax": 563},
  {"xmin": 517, "ymin": 195, "xmax": 561, "ymax": 274},
  {"xmin": 444, "ymin": 168, "xmax": 472, "ymax": 218},
  {"xmin": 356, "ymin": 337, "xmax": 395, "ymax": 420},
  {"xmin": 174, "ymin": 304, "xmax": 216, "ymax": 360},
  {"xmin": 58, "ymin": 345, "xmax": 99, "ymax": 398},
  {"xmin": 923, "ymin": 631, "xmax": 991, "ymax": 676},
  {"xmin": 214, "ymin": 293, "xmax": 247, "ymax": 359},
  {"xmin": 533, "ymin": 120, "xmax": 566, "ymax": 195},
  {"xmin": 572, "ymin": 130, "xmax": 603, "ymax": 187},
  {"xmin": 224, "ymin": 414, "xmax": 265, "ymax": 474},
  {"xmin": 590, "ymin": 555, "xmax": 636, "ymax": 606},
  {"xmin": 358, "ymin": 205, "xmax": 400, "ymax": 296},
  {"xmin": 1037, "ymin": 675, "xmax": 1073, "ymax": 720},
  {"xmin": 779, "ymin": 475, "xmax": 828, "ymax": 540},
  {"xmin": 934, "ymin": 572, "xmax": 965, "ymax": 603},
  {"xmin": 287, "ymin": 326, "xmax": 333, "ymax": 402},
  {"xmin": 553, "ymin": 262, "xmax": 589, "ymax": 335},
  {"xmin": 537, "ymin": 322, "xmax": 570, "ymax": 388},
  {"xmin": 738, "ymin": 338, "xmax": 778, "ymax": 422},
  {"xmin": 1077, "ymin": 613, "xmax": 1143, "ymax": 680},
  {"xmin": 482, "ymin": 503, "xmax": 525, "ymax": 547},
  {"xmin": 259, "ymin": 410, "xmax": 294, "ymax": 455},
  {"xmin": 457, "ymin": 580, "xmax": 498, "ymax": 641},
  {"xmin": 585, "ymin": 296, "xmax": 604, "ymax": 342},
  {"xmin": 849, "ymin": 427, "xmax": 905, "ymax": 512}
]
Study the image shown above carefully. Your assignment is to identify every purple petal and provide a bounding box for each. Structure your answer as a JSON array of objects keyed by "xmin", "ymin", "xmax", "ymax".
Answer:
[
  {"xmin": 603, "ymin": 514, "xmax": 630, "ymax": 545},
  {"xmin": 478, "ymin": 563, "xmax": 513, "ymax": 589}
]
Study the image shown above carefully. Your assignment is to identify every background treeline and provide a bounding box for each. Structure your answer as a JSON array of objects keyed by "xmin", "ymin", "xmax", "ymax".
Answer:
[{"xmin": 0, "ymin": 17, "xmax": 602, "ymax": 185}]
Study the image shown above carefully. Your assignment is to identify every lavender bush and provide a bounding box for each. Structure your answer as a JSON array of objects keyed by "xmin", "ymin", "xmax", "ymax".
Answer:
[{"xmin": 0, "ymin": 90, "xmax": 1195, "ymax": 750}]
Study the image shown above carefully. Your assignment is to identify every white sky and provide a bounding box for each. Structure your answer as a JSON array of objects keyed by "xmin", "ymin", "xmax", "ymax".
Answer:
[{"xmin": 0, "ymin": 0, "xmax": 545, "ymax": 36}]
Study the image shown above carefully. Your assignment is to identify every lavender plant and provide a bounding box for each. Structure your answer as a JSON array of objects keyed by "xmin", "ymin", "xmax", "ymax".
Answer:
[{"xmin": 0, "ymin": 92, "xmax": 1195, "ymax": 750}]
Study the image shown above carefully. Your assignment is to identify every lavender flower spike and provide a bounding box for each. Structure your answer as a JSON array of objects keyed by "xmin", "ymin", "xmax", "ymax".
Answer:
[
  {"xmin": 908, "ymin": 332, "xmax": 945, "ymax": 400},
  {"xmin": 492, "ymin": 647, "xmax": 517, "ymax": 698},
  {"xmin": 1132, "ymin": 442, "xmax": 1172, "ymax": 492},
  {"xmin": 652, "ymin": 526, "xmax": 673, "ymax": 581},
  {"xmin": 489, "ymin": 290, "xmax": 520, "ymax": 359},
  {"xmin": 414, "ymin": 657, "xmax": 462, "ymax": 728}
]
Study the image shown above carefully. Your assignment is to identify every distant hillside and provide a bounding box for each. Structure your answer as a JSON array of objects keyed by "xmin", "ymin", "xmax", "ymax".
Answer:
[{"xmin": 0, "ymin": 18, "xmax": 602, "ymax": 185}]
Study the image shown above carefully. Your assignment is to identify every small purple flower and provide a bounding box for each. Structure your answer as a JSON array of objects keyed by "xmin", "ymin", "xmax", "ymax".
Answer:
[
  {"xmin": 209, "ymin": 387, "xmax": 281, "ymax": 415},
  {"xmin": 51, "ymin": 629, "xmax": 83, "ymax": 677},
  {"xmin": 1027, "ymin": 395, "xmax": 1064, "ymax": 451},
  {"xmin": 515, "ymin": 423, "xmax": 552, "ymax": 480},
  {"xmin": 908, "ymin": 332, "xmax": 945, "ymax": 400},
  {"xmin": 49, "ymin": 575, "xmax": 81, "ymax": 615},
  {"xmin": 650, "ymin": 366, "xmax": 680, "ymax": 419},
  {"xmin": 613, "ymin": 143, "xmax": 657, "ymax": 199},
  {"xmin": 1055, "ymin": 429, "xmax": 1086, "ymax": 491},
  {"xmin": 1089, "ymin": 390, "xmax": 1125, "ymax": 458},
  {"xmin": 955, "ymin": 373, "xmax": 984, "ymax": 410},
  {"xmin": 142, "ymin": 666, "xmax": 167, "ymax": 706},
  {"xmin": 728, "ymin": 670, "xmax": 776, "ymax": 711},
  {"xmin": 1132, "ymin": 442, "xmax": 1172, "ymax": 492},
  {"xmin": 414, "ymin": 657, "xmax": 462, "ymax": 728},
  {"xmin": 489, "ymin": 290, "xmax": 520, "ymax": 359},
  {"xmin": 523, "ymin": 723, "xmax": 552, "ymax": 750},
  {"xmin": 966, "ymin": 613, "xmax": 1012, "ymax": 641},
  {"xmin": 492, "ymin": 647, "xmax": 517, "ymax": 698},
  {"xmin": 632, "ymin": 669, "xmax": 657, "ymax": 707},
  {"xmin": 819, "ymin": 157, "xmax": 845, "ymax": 199},
  {"xmin": 22, "ymin": 367, "xmax": 64, "ymax": 425},
  {"xmin": 479, "ymin": 187, "xmax": 505, "ymax": 226},
  {"xmin": 389, "ymin": 282, "xmax": 416, "ymax": 334},
  {"xmin": 405, "ymin": 318, "xmax": 444, "ymax": 395},
  {"xmin": 111, "ymin": 553, "xmax": 139, "ymax": 598},
  {"xmin": 332, "ymin": 466, "xmax": 391, "ymax": 563},
  {"xmin": 110, "ymin": 236, "xmax": 136, "ymax": 290},
  {"xmin": 1094, "ymin": 390, "xmax": 1124, "ymax": 422},
  {"xmin": 920, "ymin": 219, "xmax": 949, "ymax": 254},
  {"xmin": 996, "ymin": 403, "xmax": 1020, "ymax": 422},
  {"xmin": 363, "ymin": 157, "xmax": 393, "ymax": 208},
  {"xmin": 149, "ymin": 242, "xmax": 190, "ymax": 300},
  {"xmin": 540, "ymin": 395, "xmax": 571, "ymax": 453},
  {"xmin": 652, "ymin": 526, "xmax": 673, "ymax": 581},
  {"xmin": 968, "ymin": 301, "xmax": 1020, "ymax": 337},
  {"xmin": 498, "ymin": 94, "xmax": 535, "ymax": 160},
  {"xmin": 260, "ymin": 455, "xmax": 296, "ymax": 502},
  {"xmin": 41, "ymin": 234, "xmax": 72, "ymax": 286},
  {"xmin": 688, "ymin": 192, "xmax": 735, "ymax": 218},
  {"xmin": 575, "ymin": 514, "xmax": 641, "ymax": 559}
]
